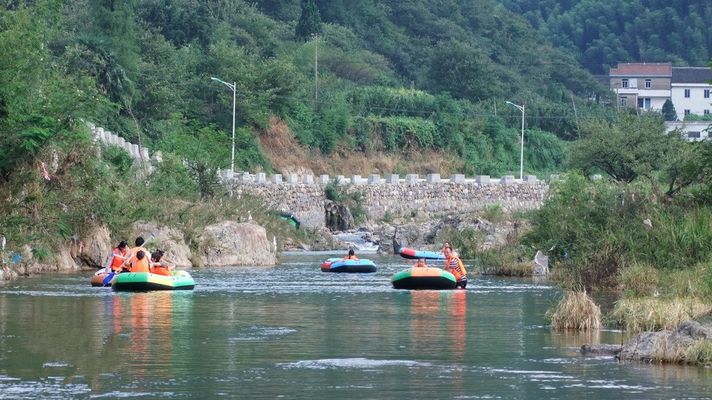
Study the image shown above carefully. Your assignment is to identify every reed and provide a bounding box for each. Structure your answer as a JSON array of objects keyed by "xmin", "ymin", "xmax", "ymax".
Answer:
[
  {"xmin": 548, "ymin": 290, "xmax": 601, "ymax": 331},
  {"xmin": 609, "ymin": 298, "xmax": 712, "ymax": 333}
]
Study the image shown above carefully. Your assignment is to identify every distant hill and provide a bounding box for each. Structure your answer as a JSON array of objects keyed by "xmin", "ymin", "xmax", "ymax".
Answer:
[{"xmin": 499, "ymin": 0, "xmax": 712, "ymax": 74}]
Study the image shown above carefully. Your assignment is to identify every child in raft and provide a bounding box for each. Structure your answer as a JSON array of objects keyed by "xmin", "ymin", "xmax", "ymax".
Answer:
[
  {"xmin": 150, "ymin": 250, "xmax": 174, "ymax": 276},
  {"xmin": 343, "ymin": 249, "xmax": 359, "ymax": 260},
  {"xmin": 415, "ymin": 258, "xmax": 428, "ymax": 268}
]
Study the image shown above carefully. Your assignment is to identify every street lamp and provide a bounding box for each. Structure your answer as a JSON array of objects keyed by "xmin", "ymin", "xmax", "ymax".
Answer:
[
  {"xmin": 210, "ymin": 77, "xmax": 236, "ymax": 177},
  {"xmin": 506, "ymin": 101, "xmax": 525, "ymax": 180}
]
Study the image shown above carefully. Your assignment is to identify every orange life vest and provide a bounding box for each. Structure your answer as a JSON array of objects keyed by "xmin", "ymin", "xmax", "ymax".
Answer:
[
  {"xmin": 445, "ymin": 256, "xmax": 467, "ymax": 281},
  {"xmin": 343, "ymin": 255, "xmax": 359, "ymax": 260},
  {"xmin": 130, "ymin": 257, "xmax": 150, "ymax": 273},
  {"xmin": 151, "ymin": 265, "xmax": 171, "ymax": 276},
  {"xmin": 126, "ymin": 246, "xmax": 149, "ymax": 268},
  {"xmin": 109, "ymin": 248, "xmax": 129, "ymax": 272}
]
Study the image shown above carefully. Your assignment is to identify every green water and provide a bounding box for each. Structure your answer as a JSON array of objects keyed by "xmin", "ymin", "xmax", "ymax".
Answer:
[{"xmin": 1, "ymin": 253, "xmax": 710, "ymax": 399}]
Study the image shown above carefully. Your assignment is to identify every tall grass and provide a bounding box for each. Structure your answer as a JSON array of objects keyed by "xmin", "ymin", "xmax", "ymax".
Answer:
[
  {"xmin": 685, "ymin": 340, "xmax": 712, "ymax": 366},
  {"xmin": 548, "ymin": 290, "xmax": 602, "ymax": 331},
  {"xmin": 609, "ymin": 298, "xmax": 712, "ymax": 333},
  {"xmin": 618, "ymin": 262, "xmax": 659, "ymax": 297}
]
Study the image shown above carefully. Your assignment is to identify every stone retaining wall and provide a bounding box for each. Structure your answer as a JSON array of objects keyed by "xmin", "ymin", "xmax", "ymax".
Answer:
[
  {"xmin": 233, "ymin": 174, "xmax": 549, "ymax": 228},
  {"xmin": 86, "ymin": 123, "xmax": 551, "ymax": 228}
]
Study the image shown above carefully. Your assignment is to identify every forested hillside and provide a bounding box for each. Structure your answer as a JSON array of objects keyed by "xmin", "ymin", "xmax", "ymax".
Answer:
[
  {"xmin": 2, "ymin": 0, "xmax": 612, "ymax": 182},
  {"xmin": 499, "ymin": 0, "xmax": 712, "ymax": 74}
]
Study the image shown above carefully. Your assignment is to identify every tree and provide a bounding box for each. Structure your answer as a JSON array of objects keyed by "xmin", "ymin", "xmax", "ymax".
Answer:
[
  {"xmin": 570, "ymin": 113, "xmax": 669, "ymax": 183},
  {"xmin": 295, "ymin": 0, "xmax": 322, "ymax": 40},
  {"xmin": 662, "ymin": 99, "xmax": 678, "ymax": 121}
]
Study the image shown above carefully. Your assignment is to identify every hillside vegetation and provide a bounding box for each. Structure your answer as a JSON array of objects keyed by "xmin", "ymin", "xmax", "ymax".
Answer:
[
  {"xmin": 2, "ymin": 0, "xmax": 615, "ymax": 184},
  {"xmin": 500, "ymin": 0, "xmax": 712, "ymax": 74}
]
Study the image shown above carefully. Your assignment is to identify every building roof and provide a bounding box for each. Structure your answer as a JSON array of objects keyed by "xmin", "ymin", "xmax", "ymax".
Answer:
[
  {"xmin": 672, "ymin": 67, "xmax": 712, "ymax": 84},
  {"xmin": 609, "ymin": 62, "xmax": 672, "ymax": 77}
]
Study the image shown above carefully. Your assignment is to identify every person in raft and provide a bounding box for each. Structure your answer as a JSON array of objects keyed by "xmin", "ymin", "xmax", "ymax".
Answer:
[
  {"xmin": 343, "ymin": 249, "xmax": 359, "ymax": 260},
  {"xmin": 415, "ymin": 258, "xmax": 428, "ymax": 268},
  {"xmin": 122, "ymin": 237, "xmax": 149, "ymax": 271},
  {"xmin": 150, "ymin": 250, "xmax": 174, "ymax": 276},
  {"xmin": 443, "ymin": 245, "xmax": 467, "ymax": 289},
  {"xmin": 128, "ymin": 250, "xmax": 150, "ymax": 273},
  {"xmin": 96, "ymin": 240, "xmax": 130, "ymax": 284}
]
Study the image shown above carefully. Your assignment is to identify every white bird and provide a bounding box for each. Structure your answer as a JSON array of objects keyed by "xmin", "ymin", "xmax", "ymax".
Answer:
[
  {"xmin": 273, "ymin": 236, "xmax": 277, "ymax": 253},
  {"xmin": 1, "ymin": 236, "xmax": 5, "ymax": 252},
  {"xmin": 248, "ymin": 211, "xmax": 253, "ymax": 221}
]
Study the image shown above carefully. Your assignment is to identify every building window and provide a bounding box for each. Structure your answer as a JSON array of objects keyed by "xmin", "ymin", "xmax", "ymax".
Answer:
[
  {"xmin": 705, "ymin": 110, "xmax": 710, "ymax": 115},
  {"xmin": 705, "ymin": 89, "xmax": 710, "ymax": 99},
  {"xmin": 644, "ymin": 98, "xmax": 651, "ymax": 109},
  {"xmin": 645, "ymin": 79, "xmax": 651, "ymax": 88},
  {"xmin": 688, "ymin": 131, "xmax": 701, "ymax": 139},
  {"xmin": 620, "ymin": 96, "xmax": 628, "ymax": 106},
  {"xmin": 684, "ymin": 109, "xmax": 691, "ymax": 116},
  {"xmin": 621, "ymin": 79, "xmax": 629, "ymax": 88},
  {"xmin": 684, "ymin": 89, "xmax": 691, "ymax": 98}
]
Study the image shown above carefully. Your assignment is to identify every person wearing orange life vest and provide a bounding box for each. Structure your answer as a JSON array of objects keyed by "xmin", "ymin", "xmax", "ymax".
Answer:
[
  {"xmin": 150, "ymin": 250, "xmax": 174, "ymax": 276},
  {"xmin": 123, "ymin": 236, "xmax": 149, "ymax": 271},
  {"xmin": 97, "ymin": 240, "xmax": 130, "ymax": 285},
  {"xmin": 107, "ymin": 241, "xmax": 130, "ymax": 272},
  {"xmin": 443, "ymin": 245, "xmax": 467, "ymax": 289},
  {"xmin": 129, "ymin": 250, "xmax": 151, "ymax": 273},
  {"xmin": 343, "ymin": 249, "xmax": 359, "ymax": 260}
]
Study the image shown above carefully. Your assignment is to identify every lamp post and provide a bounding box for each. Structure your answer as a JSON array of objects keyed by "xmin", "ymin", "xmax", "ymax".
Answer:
[
  {"xmin": 506, "ymin": 101, "xmax": 525, "ymax": 180},
  {"xmin": 210, "ymin": 77, "xmax": 236, "ymax": 177}
]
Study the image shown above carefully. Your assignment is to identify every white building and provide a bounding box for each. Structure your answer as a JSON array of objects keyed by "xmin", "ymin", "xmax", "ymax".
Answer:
[
  {"xmin": 671, "ymin": 67, "xmax": 712, "ymax": 119},
  {"xmin": 665, "ymin": 121, "xmax": 711, "ymax": 141}
]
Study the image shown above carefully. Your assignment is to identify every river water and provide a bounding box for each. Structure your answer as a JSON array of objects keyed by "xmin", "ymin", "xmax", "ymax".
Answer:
[{"xmin": 0, "ymin": 253, "xmax": 710, "ymax": 399}]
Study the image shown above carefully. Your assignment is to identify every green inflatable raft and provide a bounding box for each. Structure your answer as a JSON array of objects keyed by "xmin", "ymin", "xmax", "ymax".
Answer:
[
  {"xmin": 112, "ymin": 271, "xmax": 195, "ymax": 291},
  {"xmin": 391, "ymin": 267, "xmax": 457, "ymax": 290}
]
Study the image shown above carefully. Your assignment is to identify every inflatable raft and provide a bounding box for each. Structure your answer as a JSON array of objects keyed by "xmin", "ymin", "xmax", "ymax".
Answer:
[
  {"xmin": 112, "ymin": 271, "xmax": 195, "ymax": 291},
  {"xmin": 398, "ymin": 247, "xmax": 446, "ymax": 260},
  {"xmin": 90, "ymin": 272, "xmax": 113, "ymax": 287},
  {"xmin": 321, "ymin": 258, "xmax": 377, "ymax": 273},
  {"xmin": 391, "ymin": 267, "xmax": 457, "ymax": 290}
]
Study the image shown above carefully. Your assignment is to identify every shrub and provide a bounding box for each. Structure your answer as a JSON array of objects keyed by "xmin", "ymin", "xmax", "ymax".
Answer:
[{"xmin": 548, "ymin": 290, "xmax": 602, "ymax": 331}]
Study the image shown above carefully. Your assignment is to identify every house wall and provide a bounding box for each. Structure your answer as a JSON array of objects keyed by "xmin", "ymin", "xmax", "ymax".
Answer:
[{"xmin": 672, "ymin": 84, "xmax": 712, "ymax": 117}]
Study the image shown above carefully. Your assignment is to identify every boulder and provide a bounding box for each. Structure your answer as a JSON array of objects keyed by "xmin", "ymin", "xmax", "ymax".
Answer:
[
  {"xmin": 324, "ymin": 200, "xmax": 354, "ymax": 231},
  {"xmin": 198, "ymin": 221, "xmax": 276, "ymax": 266},
  {"xmin": 618, "ymin": 321, "xmax": 712, "ymax": 363},
  {"xmin": 71, "ymin": 225, "xmax": 112, "ymax": 269},
  {"xmin": 580, "ymin": 344, "xmax": 622, "ymax": 356},
  {"xmin": 131, "ymin": 221, "xmax": 193, "ymax": 268},
  {"xmin": 24, "ymin": 246, "xmax": 79, "ymax": 275}
]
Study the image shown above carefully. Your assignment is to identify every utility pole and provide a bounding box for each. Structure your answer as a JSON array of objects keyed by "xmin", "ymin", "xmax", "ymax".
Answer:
[{"xmin": 314, "ymin": 34, "xmax": 319, "ymax": 105}]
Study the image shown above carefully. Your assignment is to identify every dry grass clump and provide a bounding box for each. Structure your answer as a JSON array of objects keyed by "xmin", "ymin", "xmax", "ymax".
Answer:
[
  {"xmin": 685, "ymin": 339, "xmax": 712, "ymax": 366},
  {"xmin": 618, "ymin": 262, "xmax": 659, "ymax": 297},
  {"xmin": 609, "ymin": 298, "xmax": 712, "ymax": 333},
  {"xmin": 548, "ymin": 290, "xmax": 602, "ymax": 331}
]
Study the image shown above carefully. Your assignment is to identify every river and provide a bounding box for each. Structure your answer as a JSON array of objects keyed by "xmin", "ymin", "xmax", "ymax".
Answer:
[{"xmin": 0, "ymin": 253, "xmax": 710, "ymax": 399}]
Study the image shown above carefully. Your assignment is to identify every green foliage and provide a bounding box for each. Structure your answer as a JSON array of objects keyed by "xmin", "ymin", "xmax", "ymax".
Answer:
[
  {"xmin": 618, "ymin": 262, "xmax": 660, "ymax": 297},
  {"xmin": 501, "ymin": 0, "xmax": 712, "ymax": 74},
  {"xmin": 295, "ymin": 0, "xmax": 322, "ymax": 40},
  {"xmin": 570, "ymin": 113, "xmax": 669, "ymax": 183},
  {"xmin": 662, "ymin": 99, "xmax": 678, "ymax": 122},
  {"xmin": 103, "ymin": 145, "xmax": 134, "ymax": 177},
  {"xmin": 523, "ymin": 173, "xmax": 712, "ymax": 290}
]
